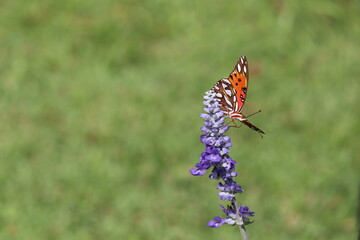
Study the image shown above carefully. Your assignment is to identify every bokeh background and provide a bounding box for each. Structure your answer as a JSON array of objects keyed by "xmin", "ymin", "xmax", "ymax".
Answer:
[{"xmin": 0, "ymin": 1, "xmax": 359, "ymax": 239}]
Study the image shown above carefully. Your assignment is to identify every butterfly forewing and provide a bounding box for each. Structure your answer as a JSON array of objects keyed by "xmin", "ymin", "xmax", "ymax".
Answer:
[{"xmin": 212, "ymin": 56, "xmax": 249, "ymax": 113}]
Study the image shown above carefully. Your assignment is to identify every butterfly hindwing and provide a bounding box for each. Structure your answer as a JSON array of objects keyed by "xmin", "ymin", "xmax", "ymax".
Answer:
[{"xmin": 212, "ymin": 78, "xmax": 236, "ymax": 113}]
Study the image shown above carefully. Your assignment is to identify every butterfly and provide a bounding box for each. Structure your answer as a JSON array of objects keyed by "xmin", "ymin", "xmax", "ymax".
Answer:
[{"xmin": 211, "ymin": 56, "xmax": 265, "ymax": 136}]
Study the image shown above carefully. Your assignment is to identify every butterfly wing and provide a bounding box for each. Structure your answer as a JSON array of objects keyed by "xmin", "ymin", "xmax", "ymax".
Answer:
[{"xmin": 212, "ymin": 56, "xmax": 249, "ymax": 113}]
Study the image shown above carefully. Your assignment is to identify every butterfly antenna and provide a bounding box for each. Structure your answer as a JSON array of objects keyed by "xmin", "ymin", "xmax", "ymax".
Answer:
[
  {"xmin": 247, "ymin": 109, "xmax": 262, "ymax": 118},
  {"xmin": 258, "ymin": 131, "xmax": 264, "ymax": 139}
]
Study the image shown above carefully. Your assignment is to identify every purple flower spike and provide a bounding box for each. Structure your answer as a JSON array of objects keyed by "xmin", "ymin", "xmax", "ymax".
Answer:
[
  {"xmin": 190, "ymin": 90, "xmax": 255, "ymax": 230},
  {"xmin": 190, "ymin": 91, "xmax": 235, "ymax": 180}
]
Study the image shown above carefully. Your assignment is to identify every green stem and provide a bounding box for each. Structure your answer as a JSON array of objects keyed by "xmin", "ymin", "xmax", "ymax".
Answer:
[{"xmin": 232, "ymin": 198, "xmax": 249, "ymax": 240}]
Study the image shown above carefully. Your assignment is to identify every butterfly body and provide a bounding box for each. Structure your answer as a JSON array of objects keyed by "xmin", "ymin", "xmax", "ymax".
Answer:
[{"xmin": 211, "ymin": 56, "xmax": 265, "ymax": 135}]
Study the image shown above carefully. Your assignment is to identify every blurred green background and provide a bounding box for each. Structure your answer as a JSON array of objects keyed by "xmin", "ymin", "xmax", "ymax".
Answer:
[{"xmin": 0, "ymin": 1, "xmax": 359, "ymax": 239}]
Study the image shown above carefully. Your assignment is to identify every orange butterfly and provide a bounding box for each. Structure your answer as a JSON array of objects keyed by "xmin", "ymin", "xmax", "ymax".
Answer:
[{"xmin": 211, "ymin": 56, "xmax": 265, "ymax": 136}]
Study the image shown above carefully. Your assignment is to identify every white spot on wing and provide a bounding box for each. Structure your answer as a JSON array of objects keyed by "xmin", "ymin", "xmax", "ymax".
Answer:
[
  {"xmin": 224, "ymin": 96, "xmax": 232, "ymax": 107},
  {"xmin": 235, "ymin": 101, "xmax": 239, "ymax": 110},
  {"xmin": 233, "ymin": 95, "xmax": 236, "ymax": 103},
  {"xmin": 225, "ymin": 89, "xmax": 231, "ymax": 96},
  {"xmin": 214, "ymin": 86, "xmax": 219, "ymax": 90},
  {"xmin": 216, "ymin": 93, "xmax": 222, "ymax": 98},
  {"xmin": 244, "ymin": 65, "xmax": 247, "ymax": 73},
  {"xmin": 237, "ymin": 64, "xmax": 241, "ymax": 72},
  {"xmin": 223, "ymin": 79, "xmax": 230, "ymax": 84},
  {"xmin": 222, "ymin": 83, "xmax": 227, "ymax": 89},
  {"xmin": 241, "ymin": 57, "xmax": 244, "ymax": 64}
]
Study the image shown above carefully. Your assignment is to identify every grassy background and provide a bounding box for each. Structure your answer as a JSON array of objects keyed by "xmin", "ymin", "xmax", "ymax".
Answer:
[{"xmin": 0, "ymin": 1, "xmax": 359, "ymax": 239}]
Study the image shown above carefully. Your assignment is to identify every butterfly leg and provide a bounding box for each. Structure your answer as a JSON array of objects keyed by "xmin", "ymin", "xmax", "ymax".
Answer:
[
  {"xmin": 233, "ymin": 120, "xmax": 243, "ymax": 128},
  {"xmin": 226, "ymin": 119, "xmax": 241, "ymax": 128},
  {"xmin": 224, "ymin": 110, "xmax": 234, "ymax": 126},
  {"xmin": 225, "ymin": 119, "xmax": 236, "ymax": 127},
  {"xmin": 225, "ymin": 111, "xmax": 237, "ymax": 127}
]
